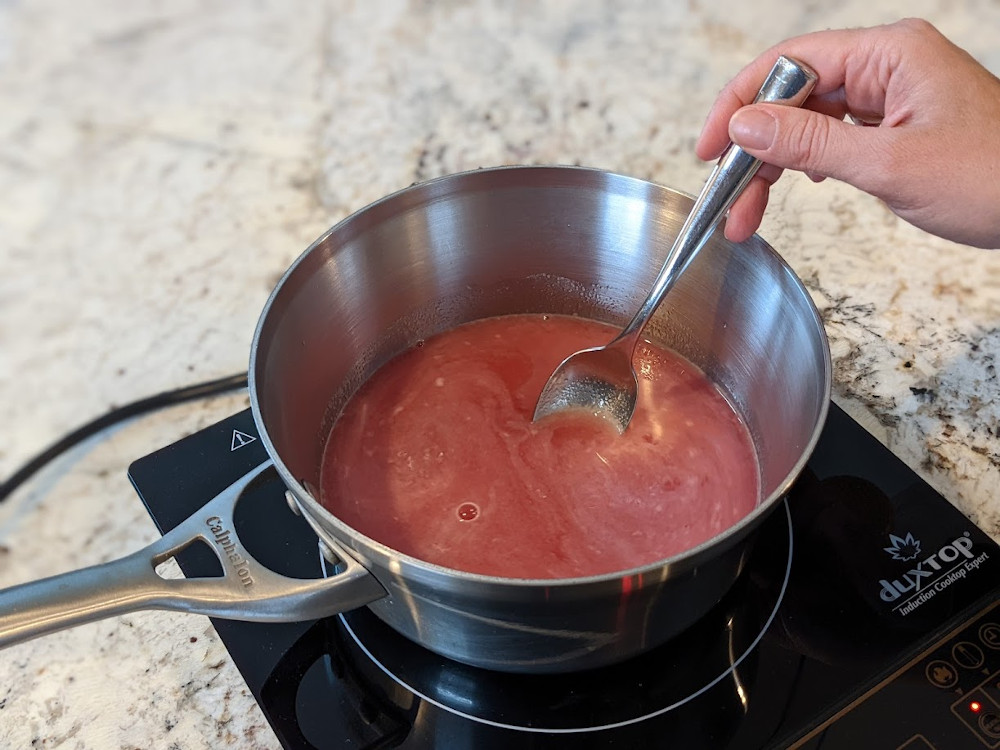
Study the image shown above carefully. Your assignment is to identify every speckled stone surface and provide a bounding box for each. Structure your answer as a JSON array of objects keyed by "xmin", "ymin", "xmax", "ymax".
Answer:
[{"xmin": 1, "ymin": 1, "xmax": 999, "ymax": 747}]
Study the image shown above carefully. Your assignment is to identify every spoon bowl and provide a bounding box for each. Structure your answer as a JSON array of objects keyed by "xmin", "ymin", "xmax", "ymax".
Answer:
[
  {"xmin": 534, "ymin": 336, "xmax": 638, "ymax": 428},
  {"xmin": 533, "ymin": 55, "xmax": 818, "ymax": 433}
]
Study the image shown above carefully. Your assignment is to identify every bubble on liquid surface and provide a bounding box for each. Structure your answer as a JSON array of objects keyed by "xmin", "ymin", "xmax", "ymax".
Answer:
[{"xmin": 457, "ymin": 502, "xmax": 479, "ymax": 521}]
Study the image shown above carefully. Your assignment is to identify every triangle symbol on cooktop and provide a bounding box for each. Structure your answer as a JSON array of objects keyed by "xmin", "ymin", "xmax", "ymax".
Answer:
[{"xmin": 231, "ymin": 429, "xmax": 258, "ymax": 451}]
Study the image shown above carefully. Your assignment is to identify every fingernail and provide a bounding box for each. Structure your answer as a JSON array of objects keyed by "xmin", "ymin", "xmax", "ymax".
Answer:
[{"xmin": 729, "ymin": 108, "xmax": 777, "ymax": 150}]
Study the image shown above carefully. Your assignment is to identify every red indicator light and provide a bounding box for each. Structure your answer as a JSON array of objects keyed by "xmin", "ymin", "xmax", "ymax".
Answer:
[{"xmin": 971, "ymin": 701, "xmax": 983, "ymax": 713}]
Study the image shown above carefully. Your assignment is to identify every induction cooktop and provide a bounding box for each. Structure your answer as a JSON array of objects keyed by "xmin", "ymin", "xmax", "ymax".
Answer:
[{"xmin": 130, "ymin": 403, "xmax": 1000, "ymax": 749}]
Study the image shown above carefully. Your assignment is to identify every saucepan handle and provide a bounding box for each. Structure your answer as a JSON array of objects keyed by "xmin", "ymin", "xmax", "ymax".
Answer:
[{"xmin": 0, "ymin": 461, "xmax": 386, "ymax": 649}]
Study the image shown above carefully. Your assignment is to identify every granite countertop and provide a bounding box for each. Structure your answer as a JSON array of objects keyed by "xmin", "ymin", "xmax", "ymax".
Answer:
[{"xmin": 2, "ymin": 1, "xmax": 999, "ymax": 748}]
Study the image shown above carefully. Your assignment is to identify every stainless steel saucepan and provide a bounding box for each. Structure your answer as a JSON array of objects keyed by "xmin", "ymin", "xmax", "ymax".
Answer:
[{"xmin": 0, "ymin": 166, "xmax": 831, "ymax": 673}]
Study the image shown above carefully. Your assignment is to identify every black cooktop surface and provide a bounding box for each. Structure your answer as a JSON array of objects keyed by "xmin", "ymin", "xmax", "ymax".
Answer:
[{"xmin": 129, "ymin": 403, "xmax": 1000, "ymax": 749}]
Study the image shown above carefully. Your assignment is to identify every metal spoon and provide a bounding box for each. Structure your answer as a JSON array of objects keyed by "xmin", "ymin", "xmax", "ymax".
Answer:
[{"xmin": 533, "ymin": 55, "xmax": 818, "ymax": 433}]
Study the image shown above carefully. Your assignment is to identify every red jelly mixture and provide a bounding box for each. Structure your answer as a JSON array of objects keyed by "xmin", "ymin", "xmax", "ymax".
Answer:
[{"xmin": 320, "ymin": 314, "xmax": 759, "ymax": 579}]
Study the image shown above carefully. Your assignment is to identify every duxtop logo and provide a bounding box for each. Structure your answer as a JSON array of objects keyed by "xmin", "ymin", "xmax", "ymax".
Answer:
[
  {"xmin": 877, "ymin": 530, "xmax": 989, "ymax": 616},
  {"xmin": 883, "ymin": 532, "xmax": 922, "ymax": 561}
]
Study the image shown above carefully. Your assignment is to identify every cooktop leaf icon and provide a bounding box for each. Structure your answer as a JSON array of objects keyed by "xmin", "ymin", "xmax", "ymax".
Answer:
[{"xmin": 884, "ymin": 532, "xmax": 922, "ymax": 561}]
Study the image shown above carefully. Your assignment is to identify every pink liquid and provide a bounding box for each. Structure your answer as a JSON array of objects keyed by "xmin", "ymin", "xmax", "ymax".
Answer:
[{"xmin": 319, "ymin": 314, "xmax": 759, "ymax": 579}]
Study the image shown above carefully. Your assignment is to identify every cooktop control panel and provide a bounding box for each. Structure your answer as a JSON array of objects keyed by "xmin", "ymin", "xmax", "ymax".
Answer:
[{"xmin": 798, "ymin": 598, "xmax": 1000, "ymax": 748}]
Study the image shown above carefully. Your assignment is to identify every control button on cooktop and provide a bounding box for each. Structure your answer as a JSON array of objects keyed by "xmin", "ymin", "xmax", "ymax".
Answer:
[
  {"xmin": 954, "ymin": 641, "xmax": 987, "ymax": 670},
  {"xmin": 926, "ymin": 659, "xmax": 959, "ymax": 688},
  {"xmin": 980, "ymin": 623, "xmax": 1000, "ymax": 650},
  {"xmin": 981, "ymin": 712, "xmax": 1000, "ymax": 740}
]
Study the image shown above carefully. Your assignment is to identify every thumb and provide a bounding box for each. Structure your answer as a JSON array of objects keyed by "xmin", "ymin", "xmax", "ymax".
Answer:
[{"xmin": 728, "ymin": 103, "xmax": 885, "ymax": 193}]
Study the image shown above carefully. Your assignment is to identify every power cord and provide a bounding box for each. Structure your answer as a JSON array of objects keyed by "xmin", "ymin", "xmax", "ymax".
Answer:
[{"xmin": 0, "ymin": 372, "xmax": 249, "ymax": 504}]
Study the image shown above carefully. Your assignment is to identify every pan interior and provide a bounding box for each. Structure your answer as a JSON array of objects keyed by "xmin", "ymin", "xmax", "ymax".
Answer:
[{"xmin": 251, "ymin": 166, "xmax": 830, "ymax": 534}]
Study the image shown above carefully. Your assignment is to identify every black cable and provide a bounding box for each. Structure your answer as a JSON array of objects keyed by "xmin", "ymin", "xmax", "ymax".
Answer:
[{"xmin": 0, "ymin": 372, "xmax": 249, "ymax": 504}]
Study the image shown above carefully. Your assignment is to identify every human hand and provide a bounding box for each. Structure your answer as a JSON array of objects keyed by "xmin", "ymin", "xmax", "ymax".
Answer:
[{"xmin": 696, "ymin": 19, "xmax": 1000, "ymax": 249}]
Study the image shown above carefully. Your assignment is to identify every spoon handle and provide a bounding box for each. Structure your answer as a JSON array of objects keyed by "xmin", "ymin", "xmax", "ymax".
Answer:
[{"xmin": 617, "ymin": 55, "xmax": 818, "ymax": 344}]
